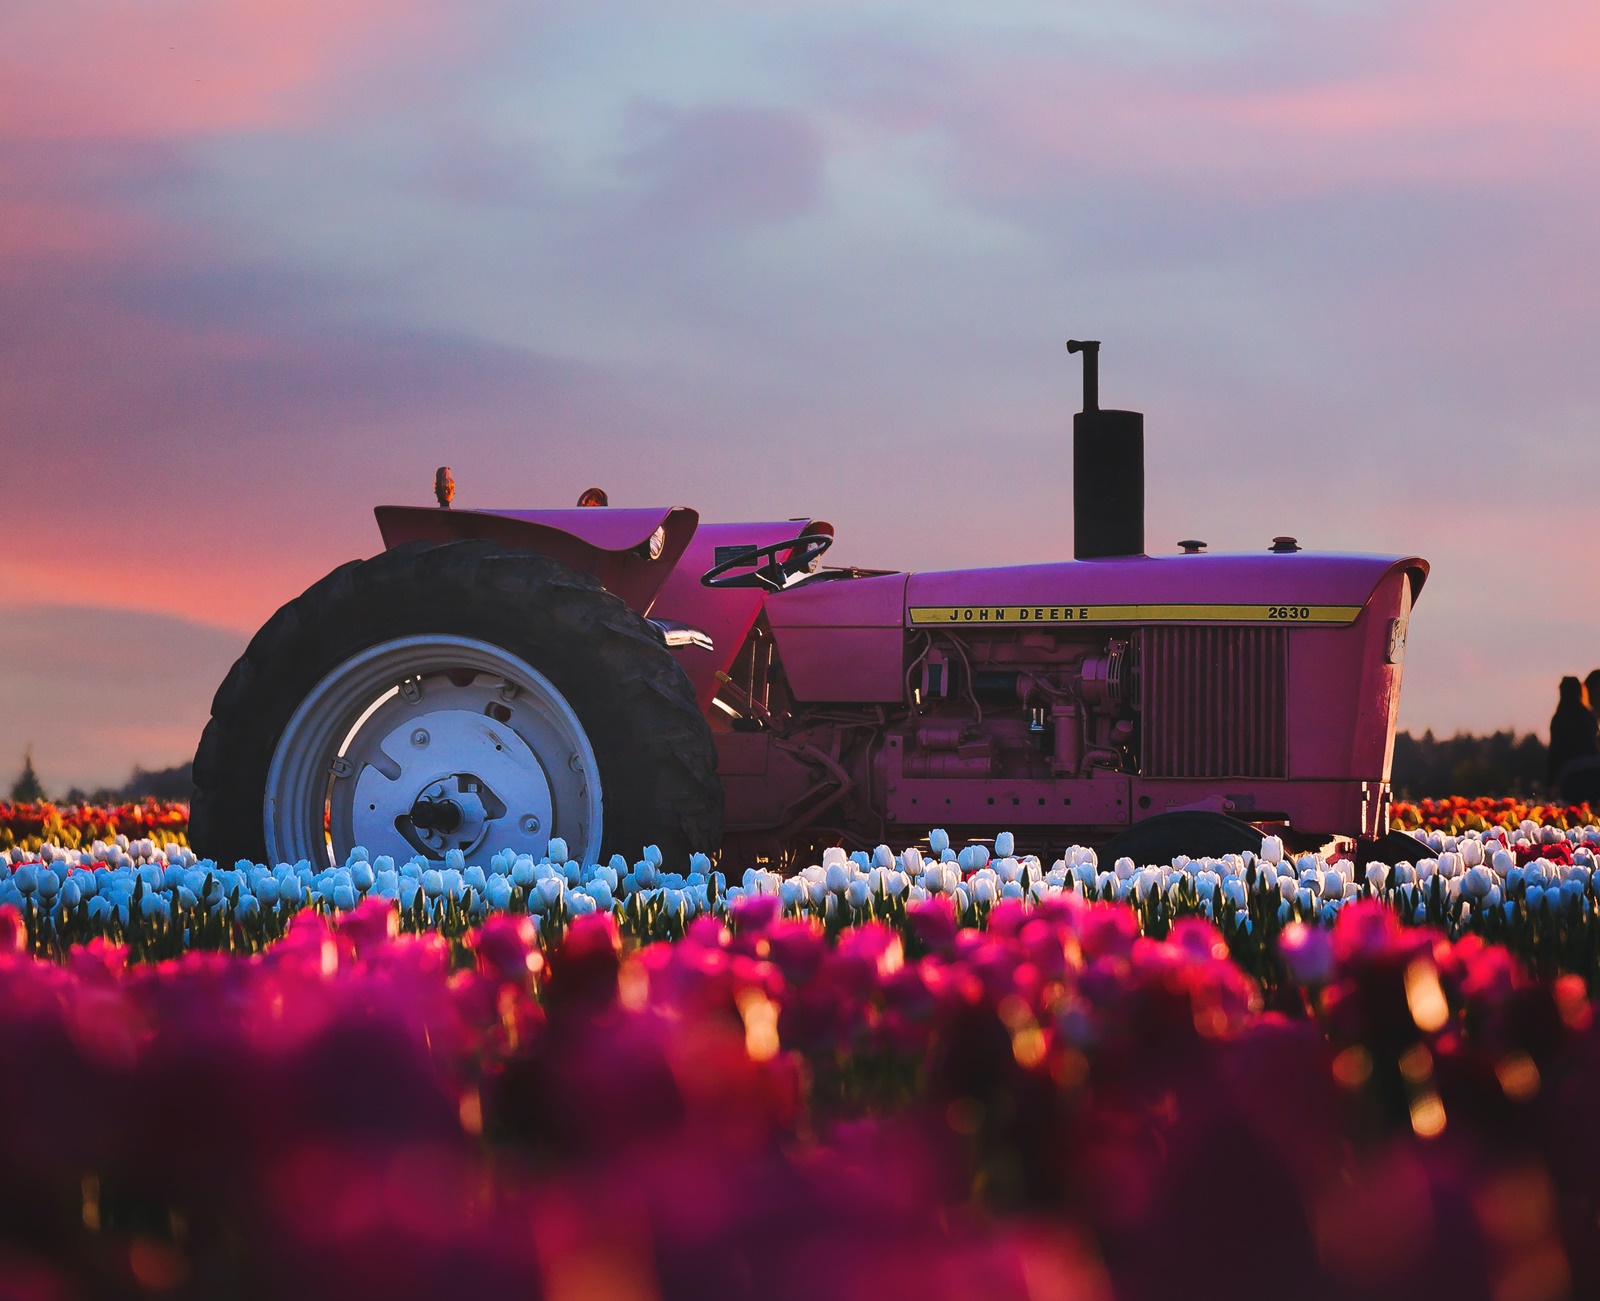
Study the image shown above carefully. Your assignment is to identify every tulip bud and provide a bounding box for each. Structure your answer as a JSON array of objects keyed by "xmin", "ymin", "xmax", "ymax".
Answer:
[
  {"xmin": 1115, "ymin": 856, "xmax": 1135, "ymax": 881},
  {"xmin": 825, "ymin": 862, "xmax": 849, "ymax": 893},
  {"xmin": 643, "ymin": 844, "xmax": 663, "ymax": 867},
  {"xmin": 1279, "ymin": 921, "xmax": 1334, "ymax": 984},
  {"xmin": 1260, "ymin": 836, "xmax": 1283, "ymax": 865},
  {"xmin": 1365, "ymin": 861, "xmax": 1390, "ymax": 890},
  {"xmin": 353, "ymin": 862, "xmax": 375, "ymax": 892},
  {"xmin": 1461, "ymin": 866, "xmax": 1494, "ymax": 900},
  {"xmin": 995, "ymin": 831, "xmax": 1015, "ymax": 858},
  {"xmin": 846, "ymin": 879, "xmax": 870, "ymax": 908}
]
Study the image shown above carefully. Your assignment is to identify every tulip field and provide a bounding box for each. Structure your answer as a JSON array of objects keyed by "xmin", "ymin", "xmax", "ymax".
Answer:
[{"xmin": 5, "ymin": 801, "xmax": 1600, "ymax": 1298}]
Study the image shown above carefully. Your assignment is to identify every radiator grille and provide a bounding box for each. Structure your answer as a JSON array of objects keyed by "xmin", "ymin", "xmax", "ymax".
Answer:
[{"xmin": 1141, "ymin": 626, "xmax": 1288, "ymax": 778}]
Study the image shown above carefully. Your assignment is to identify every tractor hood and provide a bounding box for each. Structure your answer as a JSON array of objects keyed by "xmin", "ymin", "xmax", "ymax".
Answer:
[
  {"xmin": 375, "ymin": 505, "xmax": 699, "ymax": 615},
  {"xmin": 904, "ymin": 552, "xmax": 1428, "ymax": 628}
]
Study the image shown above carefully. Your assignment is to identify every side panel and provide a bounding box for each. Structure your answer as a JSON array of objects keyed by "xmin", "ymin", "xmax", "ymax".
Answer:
[
  {"xmin": 1287, "ymin": 570, "xmax": 1413, "ymax": 781},
  {"xmin": 765, "ymin": 574, "xmax": 910, "ymax": 702}
]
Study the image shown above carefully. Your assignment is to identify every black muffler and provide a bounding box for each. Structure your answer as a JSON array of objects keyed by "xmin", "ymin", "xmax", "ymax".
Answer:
[{"xmin": 1069, "ymin": 340, "xmax": 1145, "ymax": 560}]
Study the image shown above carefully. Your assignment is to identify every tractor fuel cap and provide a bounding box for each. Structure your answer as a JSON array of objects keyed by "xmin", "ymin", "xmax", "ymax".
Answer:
[
  {"xmin": 1270, "ymin": 536, "xmax": 1301, "ymax": 553},
  {"xmin": 1178, "ymin": 539, "xmax": 1206, "ymax": 554}
]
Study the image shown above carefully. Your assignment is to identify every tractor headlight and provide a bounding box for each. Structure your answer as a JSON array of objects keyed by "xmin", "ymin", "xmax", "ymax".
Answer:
[{"xmin": 647, "ymin": 525, "xmax": 666, "ymax": 560}]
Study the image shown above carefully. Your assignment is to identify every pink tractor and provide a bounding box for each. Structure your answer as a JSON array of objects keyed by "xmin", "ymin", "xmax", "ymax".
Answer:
[{"xmin": 192, "ymin": 343, "xmax": 1426, "ymax": 870}]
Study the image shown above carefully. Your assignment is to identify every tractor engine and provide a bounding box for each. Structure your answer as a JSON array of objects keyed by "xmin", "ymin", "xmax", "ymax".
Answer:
[{"xmin": 894, "ymin": 633, "xmax": 1135, "ymax": 782}]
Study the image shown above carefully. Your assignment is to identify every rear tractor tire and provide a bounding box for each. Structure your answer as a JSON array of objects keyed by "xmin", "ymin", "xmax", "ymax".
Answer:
[{"xmin": 190, "ymin": 541, "xmax": 722, "ymax": 870}]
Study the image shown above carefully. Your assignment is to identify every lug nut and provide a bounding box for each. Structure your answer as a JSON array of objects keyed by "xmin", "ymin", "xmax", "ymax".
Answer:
[
  {"xmin": 411, "ymin": 729, "xmax": 430, "ymax": 747},
  {"xmin": 520, "ymin": 815, "xmax": 541, "ymax": 834}
]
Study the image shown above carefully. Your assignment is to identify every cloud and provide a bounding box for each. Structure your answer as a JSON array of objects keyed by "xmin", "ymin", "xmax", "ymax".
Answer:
[
  {"xmin": 0, "ymin": 0, "xmax": 463, "ymax": 140},
  {"xmin": 815, "ymin": 0, "xmax": 1600, "ymax": 198},
  {"xmin": 620, "ymin": 104, "xmax": 825, "ymax": 231},
  {"xmin": 0, "ymin": 605, "xmax": 246, "ymax": 793}
]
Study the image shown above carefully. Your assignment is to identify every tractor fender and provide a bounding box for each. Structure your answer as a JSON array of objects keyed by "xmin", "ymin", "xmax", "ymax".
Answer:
[{"xmin": 373, "ymin": 505, "xmax": 699, "ymax": 616}]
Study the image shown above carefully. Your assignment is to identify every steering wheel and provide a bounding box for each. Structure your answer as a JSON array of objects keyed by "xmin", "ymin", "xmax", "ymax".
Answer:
[{"xmin": 700, "ymin": 532, "xmax": 834, "ymax": 590}]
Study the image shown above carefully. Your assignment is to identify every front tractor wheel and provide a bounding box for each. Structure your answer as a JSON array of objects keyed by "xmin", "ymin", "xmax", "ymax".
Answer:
[{"xmin": 190, "ymin": 541, "xmax": 722, "ymax": 870}]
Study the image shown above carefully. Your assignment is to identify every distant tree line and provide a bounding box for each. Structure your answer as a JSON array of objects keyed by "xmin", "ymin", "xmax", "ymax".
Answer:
[
  {"xmin": 3, "ymin": 736, "xmax": 1562, "ymax": 807},
  {"xmin": 8, "ymin": 755, "xmax": 194, "ymax": 806},
  {"xmin": 1390, "ymin": 730, "xmax": 1548, "ymax": 800}
]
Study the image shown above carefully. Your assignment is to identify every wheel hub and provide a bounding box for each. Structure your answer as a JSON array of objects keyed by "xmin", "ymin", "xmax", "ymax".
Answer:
[
  {"xmin": 265, "ymin": 636, "xmax": 604, "ymax": 870},
  {"xmin": 352, "ymin": 708, "xmax": 552, "ymax": 862}
]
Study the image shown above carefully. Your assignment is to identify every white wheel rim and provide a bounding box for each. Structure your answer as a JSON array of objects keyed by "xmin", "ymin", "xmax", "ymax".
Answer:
[{"xmin": 264, "ymin": 635, "xmax": 603, "ymax": 868}]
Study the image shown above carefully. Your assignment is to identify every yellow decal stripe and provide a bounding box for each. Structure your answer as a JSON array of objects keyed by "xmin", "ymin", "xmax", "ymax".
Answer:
[{"xmin": 908, "ymin": 603, "xmax": 1363, "ymax": 626}]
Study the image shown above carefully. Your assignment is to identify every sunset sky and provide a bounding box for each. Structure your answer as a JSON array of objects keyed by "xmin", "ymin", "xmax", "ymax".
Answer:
[{"xmin": 4, "ymin": 0, "xmax": 1599, "ymax": 792}]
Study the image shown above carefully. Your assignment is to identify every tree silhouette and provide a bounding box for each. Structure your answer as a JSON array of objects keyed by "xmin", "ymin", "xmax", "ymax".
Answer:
[{"xmin": 9, "ymin": 747, "xmax": 46, "ymax": 803}]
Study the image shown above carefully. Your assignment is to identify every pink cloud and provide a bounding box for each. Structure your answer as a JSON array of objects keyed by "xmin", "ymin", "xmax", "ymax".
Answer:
[
  {"xmin": 0, "ymin": 0, "xmax": 458, "ymax": 140},
  {"xmin": 842, "ymin": 0, "xmax": 1600, "ymax": 199}
]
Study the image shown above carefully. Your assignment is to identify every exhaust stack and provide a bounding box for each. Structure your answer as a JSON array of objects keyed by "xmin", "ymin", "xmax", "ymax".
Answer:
[{"xmin": 1068, "ymin": 340, "xmax": 1145, "ymax": 560}]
